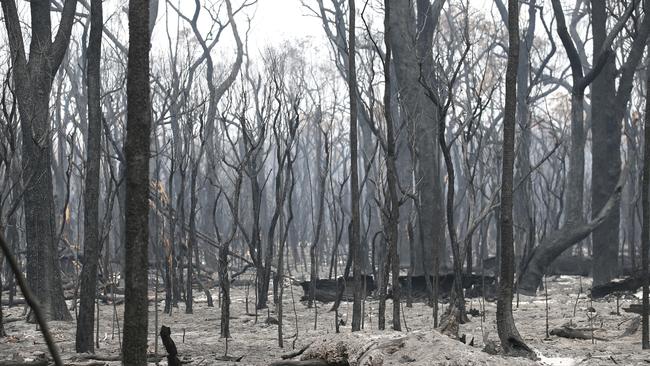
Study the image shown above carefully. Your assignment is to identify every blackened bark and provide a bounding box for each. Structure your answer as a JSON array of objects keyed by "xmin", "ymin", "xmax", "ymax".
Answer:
[
  {"xmin": 497, "ymin": 0, "xmax": 533, "ymax": 356},
  {"xmin": 122, "ymin": 0, "xmax": 151, "ymax": 364},
  {"xmin": 309, "ymin": 113, "xmax": 328, "ymax": 310},
  {"xmin": 378, "ymin": 0, "xmax": 401, "ymax": 330},
  {"xmin": 186, "ymin": 163, "xmax": 199, "ymax": 314},
  {"xmin": 348, "ymin": 0, "xmax": 363, "ymax": 332},
  {"xmin": 387, "ymin": 2, "xmax": 445, "ymax": 320},
  {"xmin": 591, "ymin": 0, "xmax": 620, "ymax": 286},
  {"xmin": 159, "ymin": 326, "xmax": 181, "ymax": 366},
  {"xmin": 0, "ymin": 0, "xmax": 78, "ymax": 322},
  {"xmin": 75, "ymin": 0, "xmax": 103, "ymax": 353},
  {"xmin": 512, "ymin": 1, "xmax": 536, "ymax": 275},
  {"xmin": 384, "ymin": 3, "xmax": 401, "ymax": 330},
  {"xmin": 219, "ymin": 237, "xmax": 231, "ymax": 338}
]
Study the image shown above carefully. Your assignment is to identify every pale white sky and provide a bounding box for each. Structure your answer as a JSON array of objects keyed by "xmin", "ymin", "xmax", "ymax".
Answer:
[
  {"xmin": 247, "ymin": 0, "xmax": 323, "ymax": 47},
  {"xmin": 150, "ymin": 0, "xmax": 501, "ymax": 56}
]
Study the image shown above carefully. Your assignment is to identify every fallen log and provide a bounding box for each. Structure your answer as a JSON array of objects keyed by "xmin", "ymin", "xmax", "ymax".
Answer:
[
  {"xmin": 299, "ymin": 275, "xmax": 375, "ymax": 303},
  {"xmin": 2, "ymin": 316, "xmax": 24, "ymax": 324},
  {"xmin": 280, "ymin": 343, "xmax": 312, "ymax": 360},
  {"xmin": 395, "ymin": 273, "xmax": 497, "ymax": 301},
  {"xmin": 622, "ymin": 304, "xmax": 643, "ymax": 315},
  {"xmin": 2, "ymin": 293, "xmax": 75, "ymax": 306},
  {"xmin": 299, "ymin": 274, "xmax": 497, "ymax": 303},
  {"xmin": 591, "ymin": 276, "xmax": 643, "ymax": 299},
  {"xmin": 0, "ymin": 359, "xmax": 49, "ymax": 366},
  {"xmin": 549, "ymin": 325, "xmax": 608, "ymax": 341}
]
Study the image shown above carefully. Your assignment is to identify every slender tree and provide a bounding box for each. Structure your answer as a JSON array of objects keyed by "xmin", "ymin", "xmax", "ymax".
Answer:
[
  {"xmin": 383, "ymin": 0, "xmax": 400, "ymax": 331},
  {"xmin": 497, "ymin": 0, "xmax": 533, "ymax": 357},
  {"xmin": 347, "ymin": 0, "xmax": 363, "ymax": 332},
  {"xmin": 642, "ymin": 24, "xmax": 650, "ymax": 348},
  {"xmin": 75, "ymin": 0, "xmax": 103, "ymax": 353},
  {"xmin": 122, "ymin": 0, "xmax": 151, "ymax": 364}
]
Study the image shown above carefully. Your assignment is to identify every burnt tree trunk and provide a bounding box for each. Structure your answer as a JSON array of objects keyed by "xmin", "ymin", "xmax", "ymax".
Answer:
[
  {"xmin": 497, "ymin": 0, "xmax": 533, "ymax": 356},
  {"xmin": 159, "ymin": 326, "xmax": 181, "ymax": 366},
  {"xmin": 591, "ymin": 0, "xmax": 621, "ymax": 286},
  {"xmin": 347, "ymin": 0, "xmax": 363, "ymax": 332},
  {"xmin": 122, "ymin": 0, "xmax": 152, "ymax": 364},
  {"xmin": 0, "ymin": 0, "xmax": 78, "ymax": 322},
  {"xmin": 75, "ymin": 0, "xmax": 103, "ymax": 353}
]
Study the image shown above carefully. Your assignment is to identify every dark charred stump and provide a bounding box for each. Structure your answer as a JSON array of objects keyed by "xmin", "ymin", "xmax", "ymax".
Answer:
[{"xmin": 159, "ymin": 326, "xmax": 182, "ymax": 366}]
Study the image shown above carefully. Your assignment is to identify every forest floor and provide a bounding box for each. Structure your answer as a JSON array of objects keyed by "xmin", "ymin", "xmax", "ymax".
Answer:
[{"xmin": 1, "ymin": 275, "xmax": 649, "ymax": 365}]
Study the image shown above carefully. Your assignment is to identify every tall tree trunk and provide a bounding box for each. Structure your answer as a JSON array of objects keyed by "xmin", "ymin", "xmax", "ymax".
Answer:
[
  {"xmin": 387, "ymin": 2, "xmax": 445, "ymax": 315},
  {"xmin": 0, "ymin": 0, "xmax": 78, "ymax": 322},
  {"xmin": 497, "ymin": 0, "xmax": 532, "ymax": 356},
  {"xmin": 75, "ymin": 0, "xmax": 103, "ymax": 352},
  {"xmin": 347, "ymin": 0, "xmax": 363, "ymax": 332},
  {"xmin": 186, "ymin": 162, "xmax": 199, "ymax": 314},
  {"xmin": 310, "ymin": 112, "xmax": 328, "ymax": 309},
  {"xmin": 591, "ymin": 0, "xmax": 621, "ymax": 286},
  {"xmin": 122, "ymin": 0, "xmax": 151, "ymax": 363},
  {"xmin": 383, "ymin": 2, "xmax": 401, "ymax": 330},
  {"xmin": 642, "ymin": 38, "xmax": 650, "ymax": 349},
  {"xmin": 513, "ymin": 0, "xmax": 536, "ymax": 277}
]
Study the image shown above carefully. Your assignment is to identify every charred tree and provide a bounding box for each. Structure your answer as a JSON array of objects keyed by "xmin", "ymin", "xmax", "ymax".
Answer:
[
  {"xmin": 387, "ymin": 0, "xmax": 446, "ymax": 319},
  {"xmin": 591, "ymin": 0, "xmax": 621, "ymax": 285},
  {"xmin": 0, "ymin": 0, "xmax": 78, "ymax": 322},
  {"xmin": 497, "ymin": 0, "xmax": 533, "ymax": 357},
  {"xmin": 518, "ymin": 0, "xmax": 643, "ymax": 294},
  {"xmin": 347, "ymin": 0, "xmax": 363, "ymax": 332},
  {"xmin": 373, "ymin": 0, "xmax": 401, "ymax": 331},
  {"xmin": 122, "ymin": 0, "xmax": 152, "ymax": 364},
  {"xmin": 309, "ymin": 108, "xmax": 329, "ymax": 311},
  {"xmin": 75, "ymin": 0, "xmax": 103, "ymax": 353}
]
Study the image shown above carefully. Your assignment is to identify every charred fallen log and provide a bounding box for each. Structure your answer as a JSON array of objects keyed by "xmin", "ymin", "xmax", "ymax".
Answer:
[
  {"xmin": 591, "ymin": 275, "xmax": 644, "ymax": 299},
  {"xmin": 395, "ymin": 273, "xmax": 497, "ymax": 301},
  {"xmin": 549, "ymin": 325, "xmax": 608, "ymax": 341},
  {"xmin": 299, "ymin": 274, "xmax": 496, "ymax": 303},
  {"xmin": 299, "ymin": 276, "xmax": 375, "ymax": 303},
  {"xmin": 623, "ymin": 304, "xmax": 643, "ymax": 315}
]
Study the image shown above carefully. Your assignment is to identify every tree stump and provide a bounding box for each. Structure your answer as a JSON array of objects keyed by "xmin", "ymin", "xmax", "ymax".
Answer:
[{"xmin": 159, "ymin": 326, "xmax": 182, "ymax": 366}]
